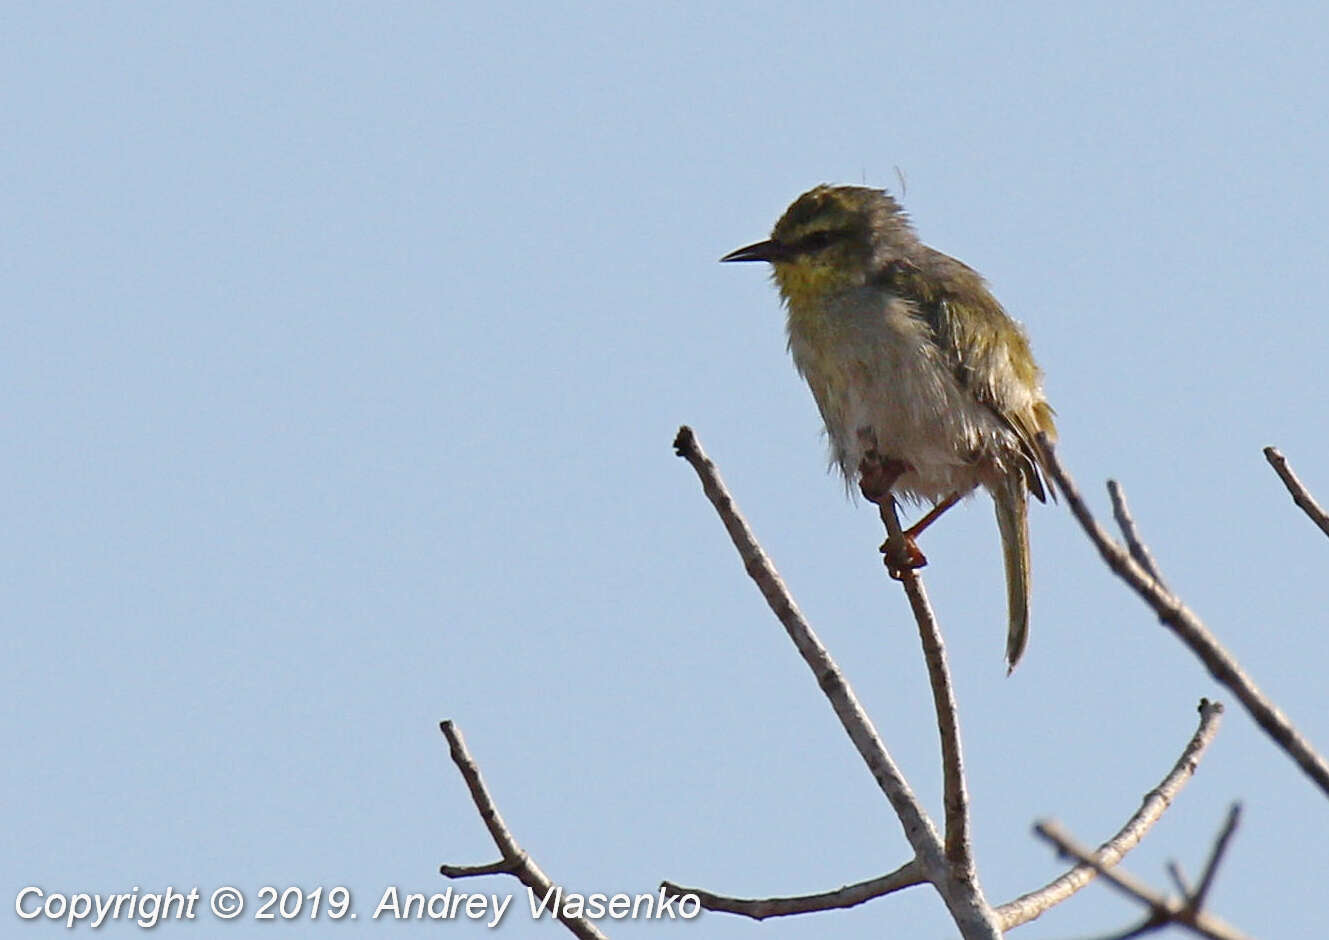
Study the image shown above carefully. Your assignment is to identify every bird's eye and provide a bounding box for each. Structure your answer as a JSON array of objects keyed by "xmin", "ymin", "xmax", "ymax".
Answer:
[{"xmin": 797, "ymin": 230, "xmax": 834, "ymax": 253}]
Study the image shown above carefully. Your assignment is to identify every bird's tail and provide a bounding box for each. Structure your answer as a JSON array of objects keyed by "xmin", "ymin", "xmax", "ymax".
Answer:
[{"xmin": 993, "ymin": 477, "xmax": 1031, "ymax": 673}]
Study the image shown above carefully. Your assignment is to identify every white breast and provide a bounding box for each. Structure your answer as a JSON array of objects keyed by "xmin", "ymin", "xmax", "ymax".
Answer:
[{"xmin": 788, "ymin": 288, "xmax": 1012, "ymax": 503}]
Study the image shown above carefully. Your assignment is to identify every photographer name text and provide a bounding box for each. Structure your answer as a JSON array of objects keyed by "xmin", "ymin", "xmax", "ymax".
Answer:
[{"xmin": 15, "ymin": 884, "xmax": 701, "ymax": 928}]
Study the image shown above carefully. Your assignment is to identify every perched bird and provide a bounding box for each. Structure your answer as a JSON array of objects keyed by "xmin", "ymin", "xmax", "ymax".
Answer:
[{"xmin": 721, "ymin": 185, "xmax": 1056, "ymax": 671}]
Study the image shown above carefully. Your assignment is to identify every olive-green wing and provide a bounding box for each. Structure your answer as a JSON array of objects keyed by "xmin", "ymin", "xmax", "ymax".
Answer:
[{"xmin": 880, "ymin": 250, "xmax": 1056, "ymax": 502}]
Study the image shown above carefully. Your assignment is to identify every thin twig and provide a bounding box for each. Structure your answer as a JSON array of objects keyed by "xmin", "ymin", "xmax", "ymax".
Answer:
[
  {"xmin": 1108, "ymin": 480, "xmax": 1168, "ymax": 589},
  {"xmin": 1166, "ymin": 861, "xmax": 1193, "ymax": 900},
  {"xmin": 1264, "ymin": 447, "xmax": 1329, "ymax": 539},
  {"xmin": 1034, "ymin": 820, "xmax": 1252, "ymax": 940},
  {"xmin": 659, "ymin": 859, "xmax": 924, "ymax": 920},
  {"xmin": 879, "ymin": 499, "xmax": 974, "ymax": 874},
  {"xmin": 439, "ymin": 859, "xmax": 522, "ymax": 878},
  {"xmin": 438, "ymin": 721, "xmax": 609, "ymax": 940},
  {"xmin": 997, "ymin": 699, "xmax": 1224, "ymax": 929},
  {"xmin": 1091, "ymin": 919, "xmax": 1169, "ymax": 940},
  {"xmin": 1188, "ymin": 803, "xmax": 1241, "ymax": 912},
  {"xmin": 673, "ymin": 426, "xmax": 1001, "ymax": 939},
  {"xmin": 1035, "ymin": 821, "xmax": 1170, "ymax": 912},
  {"xmin": 1039, "ymin": 435, "xmax": 1329, "ymax": 799}
]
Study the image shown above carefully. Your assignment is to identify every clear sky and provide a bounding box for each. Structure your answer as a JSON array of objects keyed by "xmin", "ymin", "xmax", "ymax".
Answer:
[{"xmin": 5, "ymin": 3, "xmax": 1327, "ymax": 937}]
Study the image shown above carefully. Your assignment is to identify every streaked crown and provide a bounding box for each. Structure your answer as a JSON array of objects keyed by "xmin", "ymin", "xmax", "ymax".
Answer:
[{"xmin": 761, "ymin": 185, "xmax": 918, "ymax": 308}]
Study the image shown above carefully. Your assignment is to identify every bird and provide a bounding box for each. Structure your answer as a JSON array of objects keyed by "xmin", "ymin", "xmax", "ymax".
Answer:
[{"xmin": 721, "ymin": 184, "xmax": 1056, "ymax": 671}]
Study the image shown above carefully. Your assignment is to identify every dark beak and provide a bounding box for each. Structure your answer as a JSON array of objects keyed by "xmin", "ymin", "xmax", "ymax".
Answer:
[{"xmin": 720, "ymin": 239, "xmax": 783, "ymax": 263}]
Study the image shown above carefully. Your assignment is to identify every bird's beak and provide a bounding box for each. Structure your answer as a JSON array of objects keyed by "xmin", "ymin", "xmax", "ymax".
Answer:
[{"xmin": 720, "ymin": 239, "xmax": 783, "ymax": 263}]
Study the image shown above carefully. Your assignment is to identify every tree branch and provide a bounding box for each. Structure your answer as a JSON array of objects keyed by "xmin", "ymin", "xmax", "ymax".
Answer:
[
  {"xmin": 1264, "ymin": 447, "xmax": 1329, "ymax": 539},
  {"xmin": 438, "ymin": 721, "xmax": 609, "ymax": 940},
  {"xmin": 439, "ymin": 859, "xmax": 522, "ymax": 878},
  {"xmin": 878, "ymin": 499, "xmax": 974, "ymax": 874},
  {"xmin": 1188, "ymin": 803, "xmax": 1240, "ymax": 912},
  {"xmin": 1166, "ymin": 860, "xmax": 1194, "ymax": 900},
  {"xmin": 1034, "ymin": 814, "xmax": 1252, "ymax": 940},
  {"xmin": 996, "ymin": 699, "xmax": 1224, "ymax": 929},
  {"xmin": 1035, "ymin": 820, "xmax": 1173, "ymax": 917},
  {"xmin": 1107, "ymin": 480, "xmax": 1168, "ymax": 589},
  {"xmin": 659, "ymin": 859, "xmax": 924, "ymax": 920},
  {"xmin": 1038, "ymin": 435, "xmax": 1329, "ymax": 799},
  {"xmin": 673, "ymin": 426, "xmax": 1001, "ymax": 938}
]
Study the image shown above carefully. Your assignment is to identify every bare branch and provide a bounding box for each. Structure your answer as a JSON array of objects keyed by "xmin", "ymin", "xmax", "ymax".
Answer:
[
  {"xmin": 1188, "ymin": 803, "xmax": 1241, "ymax": 912},
  {"xmin": 1092, "ymin": 919, "xmax": 1170, "ymax": 940},
  {"xmin": 659, "ymin": 859, "xmax": 924, "ymax": 920},
  {"xmin": 1264, "ymin": 447, "xmax": 1329, "ymax": 539},
  {"xmin": 997, "ymin": 699, "xmax": 1224, "ymax": 929},
  {"xmin": 673, "ymin": 426, "xmax": 1001, "ymax": 938},
  {"xmin": 1108, "ymin": 480, "xmax": 1168, "ymax": 589},
  {"xmin": 1034, "ymin": 820, "xmax": 1252, "ymax": 940},
  {"xmin": 438, "ymin": 721, "xmax": 609, "ymax": 940},
  {"xmin": 1035, "ymin": 821, "xmax": 1173, "ymax": 914},
  {"xmin": 439, "ymin": 859, "xmax": 522, "ymax": 878},
  {"xmin": 878, "ymin": 499, "xmax": 973, "ymax": 874},
  {"xmin": 1166, "ymin": 861, "xmax": 1193, "ymax": 900},
  {"xmin": 671, "ymin": 429, "xmax": 940, "ymax": 858},
  {"xmin": 1038, "ymin": 435, "xmax": 1329, "ymax": 799}
]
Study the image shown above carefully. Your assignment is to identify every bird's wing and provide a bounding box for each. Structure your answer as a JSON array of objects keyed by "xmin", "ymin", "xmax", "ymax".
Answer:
[{"xmin": 878, "ymin": 251, "xmax": 1056, "ymax": 502}]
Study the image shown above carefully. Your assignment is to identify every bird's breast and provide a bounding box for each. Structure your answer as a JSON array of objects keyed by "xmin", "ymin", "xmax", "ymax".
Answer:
[{"xmin": 786, "ymin": 288, "xmax": 1001, "ymax": 500}]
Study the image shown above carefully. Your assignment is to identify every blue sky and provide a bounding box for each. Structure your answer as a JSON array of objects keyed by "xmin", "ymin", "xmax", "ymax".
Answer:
[{"xmin": 5, "ymin": 3, "xmax": 1327, "ymax": 937}]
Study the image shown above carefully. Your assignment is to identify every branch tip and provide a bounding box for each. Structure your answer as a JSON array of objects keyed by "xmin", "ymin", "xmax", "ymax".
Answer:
[
  {"xmin": 1189, "ymin": 803, "xmax": 1241, "ymax": 911},
  {"xmin": 673, "ymin": 425, "xmax": 697, "ymax": 457},
  {"xmin": 1264, "ymin": 446, "xmax": 1329, "ymax": 538}
]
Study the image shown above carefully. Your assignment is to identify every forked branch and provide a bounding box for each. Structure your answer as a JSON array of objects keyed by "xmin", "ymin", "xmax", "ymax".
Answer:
[
  {"xmin": 672, "ymin": 426, "xmax": 1001, "ymax": 938},
  {"xmin": 438, "ymin": 721, "xmax": 609, "ymax": 940},
  {"xmin": 1034, "ymin": 803, "xmax": 1250, "ymax": 940}
]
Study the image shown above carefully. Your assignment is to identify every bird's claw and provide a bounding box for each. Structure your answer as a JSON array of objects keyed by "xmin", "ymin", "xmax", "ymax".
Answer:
[{"xmin": 880, "ymin": 535, "xmax": 928, "ymax": 579}]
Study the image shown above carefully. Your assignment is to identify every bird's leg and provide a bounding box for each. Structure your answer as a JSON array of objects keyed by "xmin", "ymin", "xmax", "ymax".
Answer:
[
  {"xmin": 857, "ymin": 449, "xmax": 927, "ymax": 579},
  {"xmin": 857, "ymin": 452, "xmax": 909, "ymax": 504},
  {"xmin": 904, "ymin": 490, "xmax": 964, "ymax": 541},
  {"xmin": 878, "ymin": 488, "xmax": 978, "ymax": 578}
]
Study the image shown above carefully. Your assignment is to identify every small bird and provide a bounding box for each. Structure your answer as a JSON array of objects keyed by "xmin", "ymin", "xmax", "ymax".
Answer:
[{"xmin": 722, "ymin": 185, "xmax": 1056, "ymax": 671}]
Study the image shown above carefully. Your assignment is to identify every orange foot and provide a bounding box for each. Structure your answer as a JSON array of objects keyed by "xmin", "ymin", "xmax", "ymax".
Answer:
[{"xmin": 880, "ymin": 534, "xmax": 928, "ymax": 580}]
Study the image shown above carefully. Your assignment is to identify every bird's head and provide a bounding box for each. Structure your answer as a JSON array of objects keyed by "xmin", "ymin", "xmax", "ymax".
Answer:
[{"xmin": 721, "ymin": 185, "xmax": 917, "ymax": 309}]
